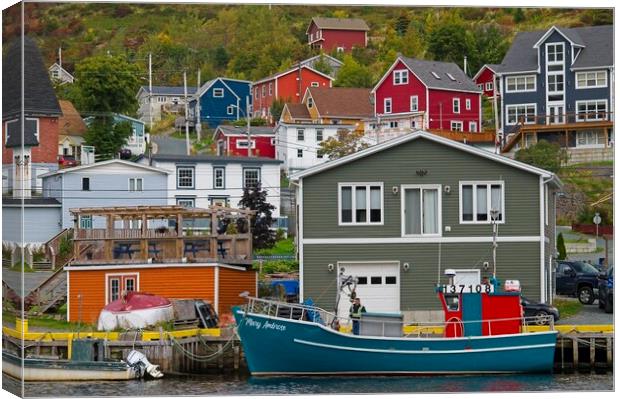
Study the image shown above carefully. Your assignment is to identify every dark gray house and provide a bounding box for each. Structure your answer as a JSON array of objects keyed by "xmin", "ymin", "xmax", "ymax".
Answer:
[
  {"xmin": 291, "ymin": 131, "xmax": 561, "ymax": 323},
  {"xmin": 496, "ymin": 25, "xmax": 613, "ymax": 164}
]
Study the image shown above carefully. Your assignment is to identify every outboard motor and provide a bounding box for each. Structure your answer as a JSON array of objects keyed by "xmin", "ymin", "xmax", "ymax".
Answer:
[{"xmin": 126, "ymin": 349, "xmax": 164, "ymax": 379}]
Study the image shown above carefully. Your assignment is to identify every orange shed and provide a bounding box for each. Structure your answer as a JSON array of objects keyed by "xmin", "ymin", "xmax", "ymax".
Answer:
[{"xmin": 65, "ymin": 263, "xmax": 257, "ymax": 324}]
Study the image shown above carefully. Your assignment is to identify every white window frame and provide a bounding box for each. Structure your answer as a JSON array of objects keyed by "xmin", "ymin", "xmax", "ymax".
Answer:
[
  {"xmin": 384, "ymin": 98, "xmax": 392, "ymax": 114},
  {"xmin": 213, "ymin": 88, "xmax": 224, "ymax": 98},
  {"xmin": 575, "ymin": 99, "xmax": 608, "ymax": 122},
  {"xmin": 316, "ymin": 128, "xmax": 323, "ymax": 142},
  {"xmin": 389, "ymin": 121, "xmax": 398, "ymax": 128},
  {"xmin": 336, "ymin": 47, "xmax": 344, "ymax": 53},
  {"xmin": 262, "ymin": 85, "xmax": 266, "ymax": 97},
  {"xmin": 268, "ymin": 82, "xmax": 273, "ymax": 95},
  {"xmin": 226, "ymin": 105, "xmax": 234, "ymax": 115},
  {"xmin": 236, "ymin": 139, "xmax": 256, "ymax": 149},
  {"xmin": 400, "ymin": 184, "xmax": 442, "ymax": 237},
  {"xmin": 410, "ymin": 95, "xmax": 418, "ymax": 112},
  {"xmin": 576, "ymin": 70, "xmax": 607, "ymax": 89},
  {"xmin": 576, "ymin": 130, "xmax": 606, "ymax": 148},
  {"xmin": 128, "ymin": 177, "xmax": 143, "ymax": 192},
  {"xmin": 311, "ymin": 82, "xmax": 319, "ymax": 87},
  {"xmin": 4, "ymin": 118, "xmax": 39, "ymax": 143},
  {"xmin": 177, "ymin": 166, "xmax": 195, "ymax": 189},
  {"xmin": 477, "ymin": 83, "xmax": 483, "ymax": 90},
  {"xmin": 393, "ymin": 69, "xmax": 409, "ymax": 85},
  {"xmin": 450, "ymin": 121, "xmax": 463, "ymax": 132},
  {"xmin": 469, "ymin": 121, "xmax": 477, "ymax": 133},
  {"xmin": 465, "ymin": 98, "xmax": 471, "ymax": 111},
  {"xmin": 506, "ymin": 103, "xmax": 537, "ymax": 125},
  {"xmin": 307, "ymin": 97, "xmax": 314, "ymax": 108},
  {"xmin": 297, "ymin": 149, "xmax": 303, "ymax": 158},
  {"xmin": 297, "ymin": 128, "xmax": 305, "ymax": 141},
  {"xmin": 243, "ymin": 168, "xmax": 261, "ymax": 188},
  {"xmin": 505, "ymin": 75, "xmax": 536, "ymax": 93},
  {"xmin": 453, "ymin": 98, "xmax": 460, "ymax": 114},
  {"xmin": 338, "ymin": 182, "xmax": 384, "ymax": 226},
  {"xmin": 485, "ymin": 82, "xmax": 493, "ymax": 91},
  {"xmin": 459, "ymin": 181, "xmax": 505, "ymax": 225},
  {"xmin": 105, "ymin": 272, "xmax": 139, "ymax": 305},
  {"xmin": 213, "ymin": 167, "xmax": 225, "ymax": 189}
]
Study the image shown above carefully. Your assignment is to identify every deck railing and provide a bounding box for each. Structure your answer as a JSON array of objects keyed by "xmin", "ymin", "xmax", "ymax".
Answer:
[{"xmin": 241, "ymin": 297, "xmax": 555, "ymax": 337}]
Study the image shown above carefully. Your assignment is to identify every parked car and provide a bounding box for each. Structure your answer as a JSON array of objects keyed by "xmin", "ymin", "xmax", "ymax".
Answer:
[
  {"xmin": 597, "ymin": 266, "xmax": 614, "ymax": 314},
  {"xmin": 521, "ymin": 297, "xmax": 560, "ymax": 325},
  {"xmin": 555, "ymin": 260, "xmax": 600, "ymax": 304},
  {"xmin": 57, "ymin": 154, "xmax": 78, "ymax": 167}
]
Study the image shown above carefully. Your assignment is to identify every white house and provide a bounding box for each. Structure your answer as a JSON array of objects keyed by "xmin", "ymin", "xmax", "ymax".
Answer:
[
  {"xmin": 48, "ymin": 63, "xmax": 74, "ymax": 85},
  {"xmin": 141, "ymin": 154, "xmax": 283, "ymax": 218}
]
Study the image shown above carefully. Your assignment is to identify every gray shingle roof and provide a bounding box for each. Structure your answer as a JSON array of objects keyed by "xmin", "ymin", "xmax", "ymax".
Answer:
[
  {"xmin": 308, "ymin": 17, "xmax": 369, "ymax": 32},
  {"xmin": 140, "ymin": 86, "xmax": 197, "ymax": 96},
  {"xmin": 5, "ymin": 118, "xmax": 39, "ymax": 148},
  {"xmin": 399, "ymin": 56, "xmax": 480, "ymax": 92},
  {"xmin": 496, "ymin": 25, "xmax": 612, "ymax": 73},
  {"xmin": 3, "ymin": 36, "xmax": 62, "ymax": 122}
]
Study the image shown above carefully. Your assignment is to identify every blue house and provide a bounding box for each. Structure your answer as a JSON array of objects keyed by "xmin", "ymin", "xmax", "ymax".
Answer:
[
  {"xmin": 189, "ymin": 78, "xmax": 252, "ymax": 128},
  {"xmin": 497, "ymin": 25, "xmax": 613, "ymax": 163}
]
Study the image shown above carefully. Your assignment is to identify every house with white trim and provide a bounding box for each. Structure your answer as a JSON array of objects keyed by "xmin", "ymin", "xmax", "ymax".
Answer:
[
  {"xmin": 188, "ymin": 77, "xmax": 252, "ymax": 128},
  {"xmin": 291, "ymin": 130, "xmax": 561, "ymax": 323},
  {"xmin": 496, "ymin": 25, "xmax": 613, "ymax": 164}
]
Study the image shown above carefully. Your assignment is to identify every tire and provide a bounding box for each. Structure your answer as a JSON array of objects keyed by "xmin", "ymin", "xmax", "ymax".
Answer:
[
  {"xmin": 604, "ymin": 296, "xmax": 613, "ymax": 313},
  {"xmin": 578, "ymin": 286, "xmax": 595, "ymax": 305},
  {"xmin": 534, "ymin": 310, "xmax": 550, "ymax": 326}
]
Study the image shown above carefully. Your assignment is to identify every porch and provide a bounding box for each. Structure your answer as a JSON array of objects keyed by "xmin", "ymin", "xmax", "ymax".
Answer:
[{"xmin": 70, "ymin": 205, "xmax": 255, "ymax": 266}]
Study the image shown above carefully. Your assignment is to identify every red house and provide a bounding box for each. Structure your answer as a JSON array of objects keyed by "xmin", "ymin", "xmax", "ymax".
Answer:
[
  {"xmin": 3, "ymin": 36, "xmax": 62, "ymax": 198},
  {"xmin": 306, "ymin": 17, "xmax": 369, "ymax": 53},
  {"xmin": 371, "ymin": 56, "xmax": 482, "ymax": 135},
  {"xmin": 213, "ymin": 125, "xmax": 276, "ymax": 158},
  {"xmin": 473, "ymin": 64, "xmax": 500, "ymax": 98},
  {"xmin": 252, "ymin": 65, "xmax": 333, "ymax": 123}
]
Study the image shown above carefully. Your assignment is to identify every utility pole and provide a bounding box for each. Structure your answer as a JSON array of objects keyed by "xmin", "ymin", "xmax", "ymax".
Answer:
[
  {"xmin": 246, "ymin": 96, "xmax": 252, "ymax": 157},
  {"xmin": 463, "ymin": 56, "xmax": 468, "ymax": 76},
  {"xmin": 183, "ymin": 71, "xmax": 190, "ymax": 156},
  {"xmin": 148, "ymin": 53, "xmax": 153, "ymax": 130},
  {"xmin": 196, "ymin": 68, "xmax": 201, "ymax": 141},
  {"xmin": 58, "ymin": 47, "xmax": 62, "ymax": 69}
]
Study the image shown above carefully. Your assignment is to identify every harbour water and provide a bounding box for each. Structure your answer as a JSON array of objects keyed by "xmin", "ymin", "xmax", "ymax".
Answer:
[{"xmin": 3, "ymin": 372, "xmax": 614, "ymax": 397}]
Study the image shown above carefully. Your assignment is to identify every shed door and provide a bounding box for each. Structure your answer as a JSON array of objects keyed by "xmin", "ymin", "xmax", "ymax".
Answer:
[{"xmin": 336, "ymin": 262, "xmax": 400, "ymax": 320}]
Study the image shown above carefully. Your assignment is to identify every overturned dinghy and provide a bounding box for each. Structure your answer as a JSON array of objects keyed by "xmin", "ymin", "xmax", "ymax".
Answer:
[{"xmin": 98, "ymin": 291, "xmax": 174, "ymax": 331}]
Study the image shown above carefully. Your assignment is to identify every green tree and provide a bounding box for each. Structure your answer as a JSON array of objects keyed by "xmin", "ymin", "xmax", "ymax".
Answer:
[
  {"xmin": 84, "ymin": 119, "xmax": 133, "ymax": 159},
  {"xmin": 334, "ymin": 55, "xmax": 374, "ymax": 88},
  {"xmin": 270, "ymin": 98, "xmax": 286, "ymax": 123},
  {"xmin": 557, "ymin": 233, "xmax": 567, "ymax": 260},
  {"xmin": 238, "ymin": 182, "xmax": 276, "ymax": 250},
  {"xmin": 312, "ymin": 54, "xmax": 333, "ymax": 76},
  {"xmin": 471, "ymin": 24, "xmax": 508, "ymax": 73},
  {"xmin": 319, "ymin": 129, "xmax": 369, "ymax": 160},
  {"xmin": 73, "ymin": 54, "xmax": 141, "ymax": 115},
  {"xmin": 515, "ymin": 140, "xmax": 569, "ymax": 173},
  {"xmin": 427, "ymin": 20, "xmax": 476, "ymax": 68},
  {"xmin": 394, "ymin": 12, "xmax": 410, "ymax": 36}
]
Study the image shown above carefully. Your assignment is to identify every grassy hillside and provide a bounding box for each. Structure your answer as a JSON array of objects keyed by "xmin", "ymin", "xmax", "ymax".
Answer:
[{"xmin": 3, "ymin": 4, "xmax": 612, "ymax": 88}]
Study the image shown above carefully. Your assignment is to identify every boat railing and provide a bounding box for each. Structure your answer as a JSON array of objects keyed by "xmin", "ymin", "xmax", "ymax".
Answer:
[{"xmin": 241, "ymin": 297, "xmax": 555, "ymax": 336}]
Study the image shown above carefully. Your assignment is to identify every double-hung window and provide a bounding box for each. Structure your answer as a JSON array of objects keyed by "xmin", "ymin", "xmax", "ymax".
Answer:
[
  {"xmin": 410, "ymin": 96, "xmax": 418, "ymax": 112},
  {"xmin": 213, "ymin": 167, "xmax": 225, "ymax": 189},
  {"xmin": 128, "ymin": 177, "xmax": 143, "ymax": 192},
  {"xmin": 393, "ymin": 69, "xmax": 408, "ymax": 85},
  {"xmin": 339, "ymin": 183, "xmax": 383, "ymax": 225},
  {"xmin": 450, "ymin": 121, "xmax": 463, "ymax": 132},
  {"xmin": 177, "ymin": 166, "xmax": 195, "ymax": 189},
  {"xmin": 506, "ymin": 104, "xmax": 536, "ymax": 125},
  {"xmin": 401, "ymin": 185, "xmax": 441, "ymax": 236},
  {"xmin": 226, "ymin": 105, "xmax": 235, "ymax": 115},
  {"xmin": 384, "ymin": 98, "xmax": 392, "ymax": 114},
  {"xmin": 576, "ymin": 71, "xmax": 607, "ymax": 89},
  {"xmin": 465, "ymin": 98, "xmax": 471, "ymax": 111},
  {"xmin": 297, "ymin": 129, "xmax": 305, "ymax": 141},
  {"xmin": 268, "ymin": 82, "xmax": 273, "ymax": 95},
  {"xmin": 485, "ymin": 82, "xmax": 493, "ymax": 91},
  {"xmin": 316, "ymin": 129, "xmax": 323, "ymax": 142},
  {"xmin": 453, "ymin": 98, "xmax": 460, "ymax": 114},
  {"xmin": 505, "ymin": 75, "xmax": 536, "ymax": 92},
  {"xmin": 460, "ymin": 182, "xmax": 504, "ymax": 223},
  {"xmin": 243, "ymin": 168, "xmax": 260, "ymax": 188},
  {"xmin": 213, "ymin": 88, "xmax": 224, "ymax": 98},
  {"xmin": 576, "ymin": 100, "xmax": 607, "ymax": 121}
]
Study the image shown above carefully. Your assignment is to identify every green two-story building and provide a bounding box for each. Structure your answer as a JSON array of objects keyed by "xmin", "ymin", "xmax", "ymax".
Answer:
[{"xmin": 291, "ymin": 131, "xmax": 561, "ymax": 323}]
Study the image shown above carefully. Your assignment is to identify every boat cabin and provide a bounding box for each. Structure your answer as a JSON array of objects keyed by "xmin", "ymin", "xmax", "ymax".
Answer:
[{"xmin": 437, "ymin": 269, "xmax": 523, "ymax": 337}]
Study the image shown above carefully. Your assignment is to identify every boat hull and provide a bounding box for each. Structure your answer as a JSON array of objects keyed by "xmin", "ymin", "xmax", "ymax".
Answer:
[
  {"xmin": 2, "ymin": 351, "xmax": 137, "ymax": 381},
  {"xmin": 233, "ymin": 308, "xmax": 558, "ymax": 375}
]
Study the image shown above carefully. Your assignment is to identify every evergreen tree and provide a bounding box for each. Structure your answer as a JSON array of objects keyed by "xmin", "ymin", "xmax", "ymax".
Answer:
[
  {"xmin": 238, "ymin": 182, "xmax": 276, "ymax": 250},
  {"xmin": 557, "ymin": 233, "xmax": 567, "ymax": 260}
]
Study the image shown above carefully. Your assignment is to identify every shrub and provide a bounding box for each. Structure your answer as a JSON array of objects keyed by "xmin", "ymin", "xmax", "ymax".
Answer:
[{"xmin": 557, "ymin": 233, "xmax": 567, "ymax": 260}]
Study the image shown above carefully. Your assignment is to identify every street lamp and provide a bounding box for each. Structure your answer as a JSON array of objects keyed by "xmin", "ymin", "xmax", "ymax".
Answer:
[{"xmin": 229, "ymin": 97, "xmax": 252, "ymax": 157}]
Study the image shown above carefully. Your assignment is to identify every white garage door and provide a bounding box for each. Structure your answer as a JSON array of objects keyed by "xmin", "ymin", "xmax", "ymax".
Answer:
[{"xmin": 336, "ymin": 262, "xmax": 400, "ymax": 320}]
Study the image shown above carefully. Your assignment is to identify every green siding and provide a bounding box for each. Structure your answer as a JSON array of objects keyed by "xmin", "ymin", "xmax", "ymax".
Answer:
[
  {"xmin": 302, "ymin": 138, "xmax": 542, "ymax": 239},
  {"xmin": 303, "ymin": 242, "xmax": 542, "ymax": 311}
]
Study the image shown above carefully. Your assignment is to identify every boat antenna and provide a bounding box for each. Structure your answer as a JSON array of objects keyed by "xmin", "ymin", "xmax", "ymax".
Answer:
[{"xmin": 490, "ymin": 209, "xmax": 500, "ymax": 278}]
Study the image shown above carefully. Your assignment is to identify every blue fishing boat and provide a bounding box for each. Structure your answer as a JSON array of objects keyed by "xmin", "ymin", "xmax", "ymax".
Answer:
[{"xmin": 234, "ymin": 217, "xmax": 558, "ymax": 376}]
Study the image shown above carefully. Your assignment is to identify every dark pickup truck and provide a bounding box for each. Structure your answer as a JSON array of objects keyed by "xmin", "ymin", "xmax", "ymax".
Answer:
[{"xmin": 555, "ymin": 261, "xmax": 600, "ymax": 304}]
